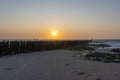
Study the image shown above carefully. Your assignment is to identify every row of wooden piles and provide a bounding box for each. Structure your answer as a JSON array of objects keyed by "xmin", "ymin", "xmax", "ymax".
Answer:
[{"xmin": 0, "ymin": 40, "xmax": 91, "ymax": 56}]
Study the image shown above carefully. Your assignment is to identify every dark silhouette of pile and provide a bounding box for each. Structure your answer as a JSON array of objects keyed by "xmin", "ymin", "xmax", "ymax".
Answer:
[{"xmin": 0, "ymin": 40, "xmax": 91, "ymax": 56}]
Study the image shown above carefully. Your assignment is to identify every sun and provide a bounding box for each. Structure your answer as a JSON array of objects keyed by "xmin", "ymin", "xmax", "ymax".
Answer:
[{"xmin": 52, "ymin": 31, "xmax": 57, "ymax": 36}]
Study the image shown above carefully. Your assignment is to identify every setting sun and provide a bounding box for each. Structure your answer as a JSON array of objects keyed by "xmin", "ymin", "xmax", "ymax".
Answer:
[{"xmin": 52, "ymin": 31, "xmax": 57, "ymax": 36}]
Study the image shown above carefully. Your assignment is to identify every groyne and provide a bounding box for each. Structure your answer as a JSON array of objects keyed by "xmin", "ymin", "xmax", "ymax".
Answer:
[{"xmin": 0, "ymin": 40, "xmax": 91, "ymax": 56}]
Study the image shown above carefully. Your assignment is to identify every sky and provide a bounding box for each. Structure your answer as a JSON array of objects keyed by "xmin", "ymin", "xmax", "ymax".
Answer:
[{"xmin": 0, "ymin": 0, "xmax": 120, "ymax": 40}]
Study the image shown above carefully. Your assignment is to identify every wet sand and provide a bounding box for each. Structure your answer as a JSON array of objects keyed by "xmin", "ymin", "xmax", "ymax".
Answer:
[{"xmin": 0, "ymin": 50, "xmax": 120, "ymax": 80}]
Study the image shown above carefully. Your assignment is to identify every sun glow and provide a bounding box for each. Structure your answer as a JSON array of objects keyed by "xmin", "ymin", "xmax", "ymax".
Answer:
[{"xmin": 52, "ymin": 31, "xmax": 57, "ymax": 36}]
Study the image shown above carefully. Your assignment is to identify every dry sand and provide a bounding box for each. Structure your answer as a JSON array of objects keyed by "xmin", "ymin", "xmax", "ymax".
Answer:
[{"xmin": 0, "ymin": 50, "xmax": 120, "ymax": 80}]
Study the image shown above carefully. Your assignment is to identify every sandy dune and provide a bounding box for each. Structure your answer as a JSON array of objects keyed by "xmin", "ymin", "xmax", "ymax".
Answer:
[{"xmin": 0, "ymin": 50, "xmax": 120, "ymax": 80}]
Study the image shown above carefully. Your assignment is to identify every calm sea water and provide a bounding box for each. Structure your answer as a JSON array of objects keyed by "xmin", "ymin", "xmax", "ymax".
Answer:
[
  {"xmin": 103, "ymin": 41, "xmax": 120, "ymax": 49},
  {"xmin": 94, "ymin": 40, "xmax": 120, "ymax": 49}
]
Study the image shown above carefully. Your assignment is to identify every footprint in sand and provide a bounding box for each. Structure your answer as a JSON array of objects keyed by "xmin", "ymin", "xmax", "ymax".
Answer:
[
  {"xmin": 84, "ymin": 74, "xmax": 92, "ymax": 78},
  {"xmin": 73, "ymin": 71, "xmax": 86, "ymax": 76},
  {"xmin": 65, "ymin": 64, "xmax": 70, "ymax": 66},
  {"xmin": 5, "ymin": 67, "xmax": 16, "ymax": 70},
  {"xmin": 96, "ymin": 78, "xmax": 104, "ymax": 80}
]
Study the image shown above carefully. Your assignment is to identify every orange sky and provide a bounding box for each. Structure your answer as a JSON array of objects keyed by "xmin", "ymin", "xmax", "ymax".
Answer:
[{"xmin": 0, "ymin": 0, "xmax": 120, "ymax": 40}]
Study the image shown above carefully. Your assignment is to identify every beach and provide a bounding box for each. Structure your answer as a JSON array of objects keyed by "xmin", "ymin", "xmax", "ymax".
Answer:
[
  {"xmin": 0, "ymin": 50, "xmax": 120, "ymax": 80},
  {"xmin": 1, "ymin": 0, "xmax": 120, "ymax": 79}
]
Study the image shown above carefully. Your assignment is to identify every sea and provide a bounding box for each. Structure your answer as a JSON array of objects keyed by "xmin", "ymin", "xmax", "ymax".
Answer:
[{"xmin": 94, "ymin": 40, "xmax": 120, "ymax": 49}]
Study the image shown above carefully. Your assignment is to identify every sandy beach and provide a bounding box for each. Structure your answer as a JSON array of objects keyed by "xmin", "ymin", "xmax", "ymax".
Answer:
[{"xmin": 0, "ymin": 50, "xmax": 120, "ymax": 80}]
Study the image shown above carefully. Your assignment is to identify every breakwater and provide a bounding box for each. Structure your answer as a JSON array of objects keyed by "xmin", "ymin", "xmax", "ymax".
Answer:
[{"xmin": 0, "ymin": 40, "xmax": 91, "ymax": 56}]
